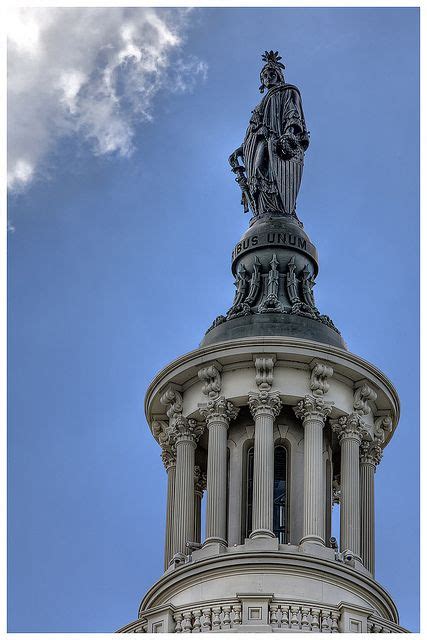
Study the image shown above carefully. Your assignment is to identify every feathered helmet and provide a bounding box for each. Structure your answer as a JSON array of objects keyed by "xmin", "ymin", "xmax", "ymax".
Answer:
[{"xmin": 259, "ymin": 50, "xmax": 286, "ymax": 92}]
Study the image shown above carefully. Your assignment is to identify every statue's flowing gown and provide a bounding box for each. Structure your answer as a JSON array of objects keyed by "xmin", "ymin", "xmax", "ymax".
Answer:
[{"xmin": 242, "ymin": 83, "xmax": 309, "ymax": 217}]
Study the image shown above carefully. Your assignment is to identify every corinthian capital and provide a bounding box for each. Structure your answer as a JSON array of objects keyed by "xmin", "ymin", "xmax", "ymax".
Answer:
[
  {"xmin": 331, "ymin": 413, "xmax": 367, "ymax": 444},
  {"xmin": 160, "ymin": 386, "xmax": 183, "ymax": 420},
  {"xmin": 171, "ymin": 415, "xmax": 204, "ymax": 443},
  {"xmin": 294, "ymin": 394, "xmax": 333, "ymax": 423},
  {"xmin": 248, "ymin": 390, "xmax": 282, "ymax": 419},
  {"xmin": 161, "ymin": 449, "xmax": 177, "ymax": 471},
  {"xmin": 152, "ymin": 419, "xmax": 177, "ymax": 450},
  {"xmin": 360, "ymin": 440, "xmax": 383, "ymax": 467},
  {"xmin": 310, "ymin": 360, "xmax": 333, "ymax": 397},
  {"xmin": 199, "ymin": 396, "xmax": 239, "ymax": 425}
]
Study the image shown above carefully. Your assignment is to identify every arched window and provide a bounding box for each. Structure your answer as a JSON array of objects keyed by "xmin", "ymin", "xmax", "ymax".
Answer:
[
  {"xmin": 273, "ymin": 445, "xmax": 288, "ymax": 543},
  {"xmin": 244, "ymin": 444, "xmax": 288, "ymax": 542}
]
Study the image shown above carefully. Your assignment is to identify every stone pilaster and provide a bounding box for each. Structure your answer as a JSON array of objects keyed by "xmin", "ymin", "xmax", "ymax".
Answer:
[
  {"xmin": 332, "ymin": 414, "xmax": 367, "ymax": 559},
  {"xmin": 294, "ymin": 395, "xmax": 332, "ymax": 545},
  {"xmin": 200, "ymin": 397, "xmax": 239, "ymax": 546},
  {"xmin": 194, "ymin": 466, "xmax": 207, "ymax": 544},
  {"xmin": 248, "ymin": 390, "xmax": 282, "ymax": 538},
  {"xmin": 161, "ymin": 449, "xmax": 177, "ymax": 570},
  {"xmin": 171, "ymin": 417, "xmax": 203, "ymax": 558}
]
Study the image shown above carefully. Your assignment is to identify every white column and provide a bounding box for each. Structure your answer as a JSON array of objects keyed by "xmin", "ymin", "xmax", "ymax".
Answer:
[
  {"xmin": 332, "ymin": 414, "xmax": 365, "ymax": 559},
  {"xmin": 294, "ymin": 395, "xmax": 332, "ymax": 545},
  {"xmin": 248, "ymin": 391, "xmax": 282, "ymax": 538},
  {"xmin": 172, "ymin": 418, "xmax": 203, "ymax": 558},
  {"xmin": 161, "ymin": 449, "xmax": 176, "ymax": 570},
  {"xmin": 360, "ymin": 441, "xmax": 382, "ymax": 575},
  {"xmin": 201, "ymin": 397, "xmax": 238, "ymax": 546}
]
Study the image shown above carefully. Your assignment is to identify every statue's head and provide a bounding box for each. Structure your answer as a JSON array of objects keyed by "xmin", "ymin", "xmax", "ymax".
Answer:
[{"xmin": 259, "ymin": 50, "xmax": 285, "ymax": 92}]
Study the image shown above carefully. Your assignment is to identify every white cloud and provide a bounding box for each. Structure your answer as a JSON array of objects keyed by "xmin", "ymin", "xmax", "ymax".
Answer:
[{"xmin": 7, "ymin": 7, "xmax": 207, "ymax": 191}]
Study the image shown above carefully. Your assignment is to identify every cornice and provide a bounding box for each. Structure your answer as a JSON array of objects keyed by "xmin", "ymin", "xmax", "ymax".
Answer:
[
  {"xmin": 138, "ymin": 549, "xmax": 399, "ymax": 624},
  {"xmin": 144, "ymin": 337, "xmax": 399, "ymax": 440}
]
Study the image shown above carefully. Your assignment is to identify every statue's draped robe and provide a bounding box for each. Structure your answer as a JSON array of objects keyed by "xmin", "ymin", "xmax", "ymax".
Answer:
[{"xmin": 242, "ymin": 83, "xmax": 309, "ymax": 217}]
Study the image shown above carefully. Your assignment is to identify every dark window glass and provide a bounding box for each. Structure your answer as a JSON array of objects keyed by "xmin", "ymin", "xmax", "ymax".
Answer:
[
  {"xmin": 245, "ymin": 447, "xmax": 254, "ymax": 538},
  {"xmin": 273, "ymin": 446, "xmax": 287, "ymax": 543}
]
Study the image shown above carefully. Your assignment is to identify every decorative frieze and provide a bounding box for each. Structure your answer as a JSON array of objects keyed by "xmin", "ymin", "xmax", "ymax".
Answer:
[{"xmin": 309, "ymin": 360, "xmax": 333, "ymax": 397}]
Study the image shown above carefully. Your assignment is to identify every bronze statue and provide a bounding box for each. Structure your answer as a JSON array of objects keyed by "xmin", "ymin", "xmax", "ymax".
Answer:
[{"xmin": 229, "ymin": 51, "xmax": 309, "ymax": 221}]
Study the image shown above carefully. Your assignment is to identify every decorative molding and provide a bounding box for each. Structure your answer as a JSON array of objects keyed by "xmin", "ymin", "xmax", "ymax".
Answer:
[
  {"xmin": 199, "ymin": 396, "xmax": 239, "ymax": 426},
  {"xmin": 254, "ymin": 356, "xmax": 275, "ymax": 390},
  {"xmin": 258, "ymin": 254, "xmax": 285, "ymax": 313},
  {"xmin": 294, "ymin": 395, "xmax": 333, "ymax": 423},
  {"xmin": 160, "ymin": 386, "xmax": 183, "ymax": 420},
  {"xmin": 310, "ymin": 360, "xmax": 333, "ymax": 397},
  {"xmin": 248, "ymin": 390, "xmax": 282, "ymax": 419},
  {"xmin": 373, "ymin": 415, "xmax": 392, "ymax": 444},
  {"xmin": 353, "ymin": 383, "xmax": 377, "ymax": 416},
  {"xmin": 245, "ymin": 257, "xmax": 262, "ymax": 305},
  {"xmin": 198, "ymin": 363, "xmax": 222, "ymax": 399}
]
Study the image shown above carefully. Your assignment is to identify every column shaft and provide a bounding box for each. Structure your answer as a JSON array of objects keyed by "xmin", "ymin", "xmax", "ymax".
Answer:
[
  {"xmin": 205, "ymin": 421, "xmax": 228, "ymax": 545},
  {"xmin": 164, "ymin": 465, "xmax": 176, "ymax": 569},
  {"xmin": 360, "ymin": 461, "xmax": 375, "ymax": 574},
  {"xmin": 172, "ymin": 437, "xmax": 196, "ymax": 556},
  {"xmin": 251, "ymin": 410, "xmax": 274, "ymax": 538},
  {"xmin": 302, "ymin": 419, "xmax": 325, "ymax": 544},
  {"xmin": 340, "ymin": 436, "xmax": 361, "ymax": 557}
]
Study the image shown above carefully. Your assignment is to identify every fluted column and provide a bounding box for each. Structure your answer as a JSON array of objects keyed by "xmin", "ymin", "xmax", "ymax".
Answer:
[
  {"xmin": 172, "ymin": 417, "xmax": 203, "ymax": 558},
  {"xmin": 200, "ymin": 397, "xmax": 239, "ymax": 546},
  {"xmin": 359, "ymin": 415, "xmax": 391, "ymax": 575},
  {"xmin": 162, "ymin": 450, "xmax": 177, "ymax": 570},
  {"xmin": 294, "ymin": 395, "xmax": 332, "ymax": 545},
  {"xmin": 359, "ymin": 442, "xmax": 381, "ymax": 574},
  {"xmin": 248, "ymin": 390, "xmax": 282, "ymax": 538},
  {"xmin": 193, "ymin": 466, "xmax": 206, "ymax": 544},
  {"xmin": 332, "ymin": 414, "xmax": 365, "ymax": 559}
]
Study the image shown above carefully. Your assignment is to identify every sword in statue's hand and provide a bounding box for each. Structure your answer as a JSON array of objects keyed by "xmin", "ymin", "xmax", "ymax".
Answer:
[{"xmin": 228, "ymin": 146, "xmax": 256, "ymax": 214}]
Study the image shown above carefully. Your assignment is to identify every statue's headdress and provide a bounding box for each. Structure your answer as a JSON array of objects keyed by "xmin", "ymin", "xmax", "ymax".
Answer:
[{"xmin": 259, "ymin": 50, "xmax": 286, "ymax": 92}]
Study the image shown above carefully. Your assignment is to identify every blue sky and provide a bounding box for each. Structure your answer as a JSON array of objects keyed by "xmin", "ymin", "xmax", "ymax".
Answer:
[{"xmin": 8, "ymin": 7, "xmax": 419, "ymax": 632}]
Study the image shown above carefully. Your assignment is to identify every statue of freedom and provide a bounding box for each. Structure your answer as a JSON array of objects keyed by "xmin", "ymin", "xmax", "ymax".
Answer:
[{"xmin": 229, "ymin": 51, "xmax": 310, "ymax": 223}]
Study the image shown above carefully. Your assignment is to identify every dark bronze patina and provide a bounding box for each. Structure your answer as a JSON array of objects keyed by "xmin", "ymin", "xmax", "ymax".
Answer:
[{"xmin": 201, "ymin": 52, "xmax": 345, "ymax": 350}]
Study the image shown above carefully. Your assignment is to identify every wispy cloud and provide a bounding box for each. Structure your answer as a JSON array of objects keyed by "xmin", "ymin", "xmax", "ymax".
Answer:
[{"xmin": 7, "ymin": 8, "xmax": 207, "ymax": 191}]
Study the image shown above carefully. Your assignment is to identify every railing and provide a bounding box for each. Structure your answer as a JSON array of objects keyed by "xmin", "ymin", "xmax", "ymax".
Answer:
[
  {"xmin": 269, "ymin": 602, "xmax": 340, "ymax": 632},
  {"xmin": 119, "ymin": 601, "xmax": 408, "ymax": 633},
  {"xmin": 174, "ymin": 600, "xmax": 242, "ymax": 632}
]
